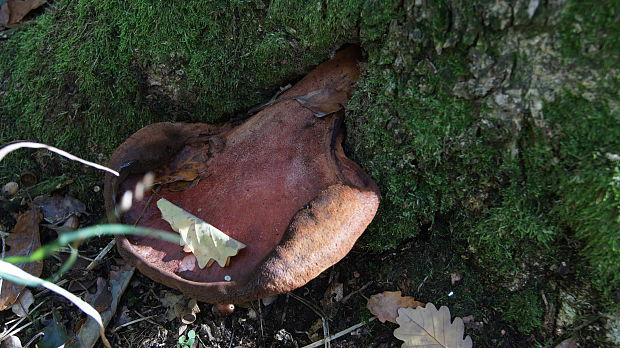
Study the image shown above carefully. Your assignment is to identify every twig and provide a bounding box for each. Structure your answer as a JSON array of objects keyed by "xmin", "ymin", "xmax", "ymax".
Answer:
[
  {"xmin": 2, "ymin": 322, "xmax": 32, "ymax": 341},
  {"xmin": 258, "ymin": 300, "xmax": 264, "ymax": 339},
  {"xmin": 57, "ymin": 247, "xmax": 95, "ymax": 262},
  {"xmin": 417, "ymin": 274, "xmax": 430, "ymax": 294},
  {"xmin": 340, "ymin": 281, "xmax": 372, "ymax": 304},
  {"xmin": 281, "ymin": 293, "xmax": 289, "ymax": 324},
  {"xmin": 110, "ymin": 315, "xmax": 156, "ymax": 333},
  {"xmin": 288, "ymin": 292, "xmax": 330, "ymax": 348},
  {"xmin": 301, "ymin": 317, "xmax": 376, "ymax": 348},
  {"xmin": 0, "ymin": 301, "xmax": 47, "ymax": 342},
  {"xmin": 85, "ymin": 239, "xmax": 116, "ymax": 271},
  {"xmin": 0, "ymin": 235, "xmax": 5, "ymax": 293},
  {"xmin": 33, "ymin": 279, "xmax": 68, "ymax": 298},
  {"xmin": 23, "ymin": 332, "xmax": 44, "ymax": 348},
  {"xmin": 133, "ymin": 187, "xmax": 159, "ymax": 226},
  {"xmin": 133, "ymin": 310, "xmax": 163, "ymax": 328}
]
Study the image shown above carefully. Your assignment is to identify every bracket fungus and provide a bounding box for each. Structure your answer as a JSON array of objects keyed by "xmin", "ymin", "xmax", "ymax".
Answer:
[{"xmin": 104, "ymin": 46, "xmax": 380, "ymax": 304}]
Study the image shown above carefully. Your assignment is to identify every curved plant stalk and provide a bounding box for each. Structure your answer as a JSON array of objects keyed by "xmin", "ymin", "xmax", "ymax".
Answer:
[{"xmin": 0, "ymin": 141, "xmax": 119, "ymax": 176}]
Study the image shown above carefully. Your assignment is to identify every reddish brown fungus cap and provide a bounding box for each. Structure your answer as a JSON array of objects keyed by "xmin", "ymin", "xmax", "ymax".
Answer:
[{"xmin": 104, "ymin": 46, "xmax": 380, "ymax": 304}]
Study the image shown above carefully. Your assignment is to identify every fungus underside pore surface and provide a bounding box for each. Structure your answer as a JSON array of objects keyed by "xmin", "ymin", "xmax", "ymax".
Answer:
[{"xmin": 1, "ymin": 0, "xmax": 619, "ymax": 346}]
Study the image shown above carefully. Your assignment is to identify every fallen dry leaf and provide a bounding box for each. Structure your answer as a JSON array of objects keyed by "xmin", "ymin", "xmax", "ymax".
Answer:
[
  {"xmin": 0, "ymin": 335, "xmax": 22, "ymax": 348},
  {"xmin": 91, "ymin": 277, "xmax": 113, "ymax": 313},
  {"xmin": 555, "ymin": 338, "xmax": 577, "ymax": 348},
  {"xmin": 0, "ymin": 208, "xmax": 43, "ymax": 311},
  {"xmin": 159, "ymin": 291, "xmax": 200, "ymax": 322},
  {"xmin": 393, "ymin": 303, "xmax": 472, "ymax": 348},
  {"xmin": 33, "ymin": 193, "xmax": 86, "ymax": 224},
  {"xmin": 321, "ymin": 278, "xmax": 344, "ymax": 318},
  {"xmin": 11, "ymin": 288, "xmax": 34, "ymax": 317},
  {"xmin": 160, "ymin": 291, "xmax": 189, "ymax": 321},
  {"xmin": 76, "ymin": 263, "xmax": 135, "ymax": 348},
  {"xmin": 39, "ymin": 310, "xmax": 69, "ymax": 348},
  {"xmin": 157, "ymin": 198, "xmax": 246, "ymax": 268},
  {"xmin": 367, "ymin": 291, "xmax": 425, "ymax": 323},
  {"xmin": 0, "ymin": 0, "xmax": 47, "ymax": 28}
]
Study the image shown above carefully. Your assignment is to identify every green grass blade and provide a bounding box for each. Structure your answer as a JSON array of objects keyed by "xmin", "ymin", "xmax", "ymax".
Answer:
[{"xmin": 4, "ymin": 224, "xmax": 180, "ymax": 264}]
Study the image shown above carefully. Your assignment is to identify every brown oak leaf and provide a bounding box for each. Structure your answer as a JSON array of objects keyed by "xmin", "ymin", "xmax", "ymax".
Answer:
[
  {"xmin": 394, "ymin": 303, "xmax": 473, "ymax": 348},
  {"xmin": 367, "ymin": 290, "xmax": 425, "ymax": 323}
]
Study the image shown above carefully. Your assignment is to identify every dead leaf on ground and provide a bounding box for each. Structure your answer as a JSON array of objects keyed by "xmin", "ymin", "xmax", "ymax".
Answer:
[
  {"xmin": 33, "ymin": 193, "xmax": 86, "ymax": 224},
  {"xmin": 321, "ymin": 279, "xmax": 343, "ymax": 317},
  {"xmin": 367, "ymin": 291, "xmax": 425, "ymax": 323},
  {"xmin": 160, "ymin": 291, "xmax": 186, "ymax": 321},
  {"xmin": 462, "ymin": 314, "xmax": 484, "ymax": 330},
  {"xmin": 39, "ymin": 311, "xmax": 70, "ymax": 348},
  {"xmin": 0, "ymin": 208, "xmax": 43, "ymax": 311},
  {"xmin": 180, "ymin": 298, "xmax": 200, "ymax": 324},
  {"xmin": 393, "ymin": 303, "xmax": 473, "ymax": 348},
  {"xmin": 157, "ymin": 198, "xmax": 246, "ymax": 269},
  {"xmin": 166, "ymin": 177, "xmax": 201, "ymax": 192},
  {"xmin": 42, "ymin": 215, "xmax": 81, "ymax": 235},
  {"xmin": 91, "ymin": 277, "xmax": 113, "ymax": 313},
  {"xmin": 555, "ymin": 338, "xmax": 577, "ymax": 348},
  {"xmin": 0, "ymin": 0, "xmax": 47, "ymax": 28},
  {"xmin": 76, "ymin": 263, "xmax": 134, "ymax": 347},
  {"xmin": 293, "ymin": 88, "xmax": 348, "ymax": 117},
  {"xmin": 1, "ymin": 335, "xmax": 23, "ymax": 348},
  {"xmin": 159, "ymin": 291, "xmax": 199, "ymax": 322},
  {"xmin": 450, "ymin": 272, "xmax": 463, "ymax": 285},
  {"xmin": 11, "ymin": 288, "xmax": 34, "ymax": 317}
]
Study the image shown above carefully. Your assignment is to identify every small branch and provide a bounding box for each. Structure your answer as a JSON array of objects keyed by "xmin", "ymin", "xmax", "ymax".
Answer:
[
  {"xmin": 288, "ymin": 293, "xmax": 330, "ymax": 348},
  {"xmin": 86, "ymin": 239, "xmax": 116, "ymax": 271},
  {"xmin": 301, "ymin": 317, "xmax": 376, "ymax": 348},
  {"xmin": 110, "ymin": 315, "xmax": 156, "ymax": 333},
  {"xmin": 341, "ymin": 281, "xmax": 372, "ymax": 304}
]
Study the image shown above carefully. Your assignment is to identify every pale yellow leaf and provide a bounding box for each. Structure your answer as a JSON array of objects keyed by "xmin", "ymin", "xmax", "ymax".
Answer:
[
  {"xmin": 157, "ymin": 198, "xmax": 246, "ymax": 268},
  {"xmin": 393, "ymin": 303, "xmax": 473, "ymax": 348}
]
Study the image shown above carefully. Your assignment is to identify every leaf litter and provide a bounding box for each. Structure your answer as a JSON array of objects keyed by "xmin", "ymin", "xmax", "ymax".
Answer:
[
  {"xmin": 32, "ymin": 193, "xmax": 86, "ymax": 224},
  {"xmin": 367, "ymin": 291, "xmax": 425, "ymax": 323},
  {"xmin": 76, "ymin": 263, "xmax": 135, "ymax": 348},
  {"xmin": 0, "ymin": 208, "xmax": 43, "ymax": 311},
  {"xmin": 10, "ymin": 289, "xmax": 33, "ymax": 317}
]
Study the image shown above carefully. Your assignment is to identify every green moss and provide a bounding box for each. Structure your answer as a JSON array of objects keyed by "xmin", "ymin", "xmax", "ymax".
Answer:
[
  {"xmin": 558, "ymin": 0, "xmax": 620, "ymax": 69},
  {"xmin": 502, "ymin": 289, "xmax": 544, "ymax": 334},
  {"xmin": 0, "ymin": 0, "xmax": 368, "ymax": 162},
  {"xmin": 346, "ymin": 51, "xmax": 500, "ymax": 249},
  {"xmin": 467, "ymin": 185, "xmax": 558, "ymax": 281},
  {"xmin": 545, "ymin": 94, "xmax": 620, "ymax": 296}
]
